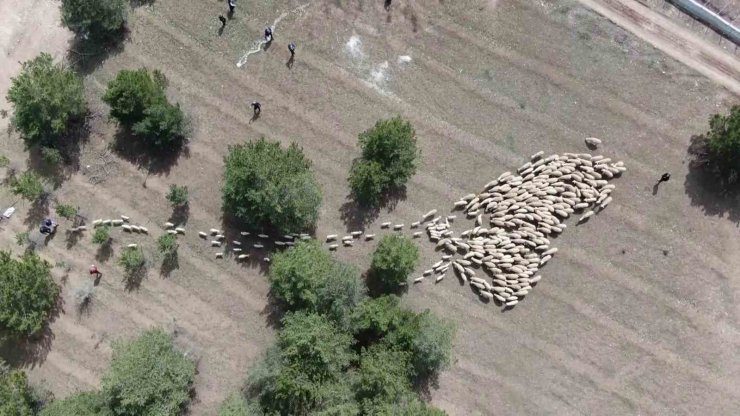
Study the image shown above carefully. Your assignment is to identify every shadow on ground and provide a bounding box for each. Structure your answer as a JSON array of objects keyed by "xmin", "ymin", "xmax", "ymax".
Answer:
[
  {"xmin": 339, "ymin": 187, "xmax": 407, "ymax": 232},
  {"xmin": 0, "ymin": 295, "xmax": 64, "ymax": 369},
  {"xmin": 66, "ymin": 31, "xmax": 127, "ymax": 76},
  {"xmin": 168, "ymin": 204, "xmax": 190, "ymax": 226},
  {"xmin": 684, "ymin": 135, "xmax": 740, "ymax": 225},
  {"xmin": 112, "ymin": 129, "xmax": 190, "ymax": 176}
]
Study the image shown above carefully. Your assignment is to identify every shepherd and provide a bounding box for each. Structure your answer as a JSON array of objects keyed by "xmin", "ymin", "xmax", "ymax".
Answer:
[
  {"xmin": 264, "ymin": 26, "xmax": 273, "ymax": 42},
  {"xmin": 228, "ymin": 0, "xmax": 236, "ymax": 13},
  {"xmin": 251, "ymin": 101, "xmax": 261, "ymax": 115},
  {"xmin": 288, "ymin": 42, "xmax": 296, "ymax": 57},
  {"xmin": 658, "ymin": 173, "xmax": 671, "ymax": 183}
]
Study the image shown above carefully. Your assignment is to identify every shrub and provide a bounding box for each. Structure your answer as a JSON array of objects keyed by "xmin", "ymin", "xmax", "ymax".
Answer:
[
  {"xmin": 55, "ymin": 204, "xmax": 78, "ymax": 220},
  {"xmin": 10, "ymin": 172, "xmax": 45, "ymax": 201},
  {"xmin": 102, "ymin": 329, "xmax": 195, "ymax": 416},
  {"xmin": 705, "ymin": 105, "xmax": 740, "ymax": 181},
  {"xmin": 40, "ymin": 391, "xmax": 111, "ymax": 416},
  {"xmin": 217, "ymin": 394, "xmax": 256, "ymax": 416},
  {"xmin": 0, "ymin": 251, "xmax": 59, "ymax": 336},
  {"xmin": 6, "ymin": 53, "xmax": 86, "ymax": 148},
  {"xmin": 355, "ymin": 345, "xmax": 414, "ymax": 410},
  {"xmin": 369, "ymin": 235, "xmax": 418, "ymax": 292},
  {"xmin": 0, "ymin": 369, "xmax": 36, "ymax": 416},
  {"xmin": 165, "ymin": 184, "xmax": 189, "ymax": 207},
  {"xmin": 0, "ymin": 155, "xmax": 9, "ymax": 168},
  {"xmin": 350, "ymin": 295, "xmax": 410, "ymax": 347},
  {"xmin": 348, "ymin": 159, "xmax": 387, "ymax": 206},
  {"xmin": 92, "ymin": 226, "xmax": 111, "ymax": 245},
  {"xmin": 368, "ymin": 398, "xmax": 448, "ymax": 415},
  {"xmin": 41, "ymin": 147, "xmax": 64, "ymax": 166},
  {"xmin": 349, "ymin": 117, "xmax": 418, "ymax": 206},
  {"xmin": 407, "ymin": 312, "xmax": 455, "ymax": 379},
  {"xmin": 60, "ymin": 0, "xmax": 128, "ymax": 39},
  {"xmin": 72, "ymin": 282, "xmax": 95, "ymax": 312},
  {"xmin": 222, "ymin": 138, "xmax": 322, "ymax": 234},
  {"xmin": 118, "ymin": 246, "xmax": 145, "ymax": 276},
  {"xmin": 15, "ymin": 232, "xmax": 30, "ymax": 247},
  {"xmin": 158, "ymin": 234, "xmax": 178, "ymax": 257}
]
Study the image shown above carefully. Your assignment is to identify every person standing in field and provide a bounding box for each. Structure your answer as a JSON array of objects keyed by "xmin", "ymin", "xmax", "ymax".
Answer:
[{"xmin": 288, "ymin": 42, "xmax": 296, "ymax": 57}]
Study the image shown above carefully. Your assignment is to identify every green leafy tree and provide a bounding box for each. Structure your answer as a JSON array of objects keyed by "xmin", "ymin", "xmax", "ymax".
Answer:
[
  {"xmin": 369, "ymin": 235, "xmax": 418, "ymax": 292},
  {"xmin": 165, "ymin": 184, "xmax": 188, "ymax": 207},
  {"xmin": 118, "ymin": 246, "xmax": 145, "ymax": 276},
  {"xmin": 349, "ymin": 117, "xmax": 418, "ymax": 206},
  {"xmin": 350, "ymin": 295, "xmax": 410, "ymax": 347},
  {"xmin": 41, "ymin": 147, "xmax": 64, "ymax": 166},
  {"xmin": 10, "ymin": 172, "xmax": 45, "ymax": 201},
  {"xmin": 367, "ymin": 398, "xmax": 448, "ymax": 416},
  {"xmin": 55, "ymin": 204, "xmax": 78, "ymax": 220},
  {"xmin": 355, "ymin": 345, "xmax": 414, "ymax": 411},
  {"xmin": 6, "ymin": 53, "xmax": 86, "ymax": 148},
  {"xmin": 0, "ymin": 251, "xmax": 59, "ymax": 336},
  {"xmin": 247, "ymin": 313, "xmax": 355, "ymax": 415},
  {"xmin": 132, "ymin": 101, "xmax": 186, "ymax": 147},
  {"xmin": 60, "ymin": 0, "xmax": 128, "ymax": 39},
  {"xmin": 222, "ymin": 138, "xmax": 322, "ymax": 234},
  {"xmin": 0, "ymin": 368, "xmax": 36, "ymax": 416},
  {"xmin": 92, "ymin": 226, "xmax": 111, "ymax": 246},
  {"xmin": 218, "ymin": 394, "xmax": 260, "ymax": 416},
  {"xmin": 407, "ymin": 312, "xmax": 455, "ymax": 379},
  {"xmin": 705, "ymin": 105, "xmax": 740, "ymax": 181},
  {"xmin": 157, "ymin": 234, "xmax": 178, "ymax": 257},
  {"xmin": 40, "ymin": 391, "xmax": 111, "ymax": 416},
  {"xmin": 101, "ymin": 329, "xmax": 195, "ymax": 416},
  {"xmin": 316, "ymin": 263, "xmax": 366, "ymax": 331}
]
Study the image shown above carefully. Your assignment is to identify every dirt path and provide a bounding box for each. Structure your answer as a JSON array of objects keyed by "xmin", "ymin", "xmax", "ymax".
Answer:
[{"xmin": 577, "ymin": 0, "xmax": 740, "ymax": 96}]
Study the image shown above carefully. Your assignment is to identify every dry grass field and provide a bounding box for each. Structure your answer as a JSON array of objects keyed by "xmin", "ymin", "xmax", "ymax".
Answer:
[{"xmin": 1, "ymin": 0, "xmax": 739, "ymax": 414}]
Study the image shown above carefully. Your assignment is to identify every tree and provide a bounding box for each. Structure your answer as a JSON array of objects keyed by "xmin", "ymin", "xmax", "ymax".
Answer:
[
  {"xmin": 269, "ymin": 241, "xmax": 366, "ymax": 328},
  {"xmin": 367, "ymin": 398, "xmax": 448, "ymax": 416},
  {"xmin": 55, "ymin": 204, "xmax": 78, "ymax": 220},
  {"xmin": 103, "ymin": 69, "xmax": 186, "ymax": 148},
  {"xmin": 705, "ymin": 105, "xmax": 740, "ymax": 182},
  {"xmin": 0, "ymin": 251, "xmax": 59, "ymax": 336},
  {"xmin": 6, "ymin": 53, "xmax": 86, "ymax": 148},
  {"xmin": 218, "ymin": 394, "xmax": 260, "ymax": 416},
  {"xmin": 369, "ymin": 235, "xmax": 418, "ymax": 292},
  {"xmin": 101, "ymin": 329, "xmax": 195, "ymax": 416},
  {"xmin": 165, "ymin": 184, "xmax": 188, "ymax": 207},
  {"xmin": 407, "ymin": 312, "xmax": 455, "ymax": 379},
  {"xmin": 41, "ymin": 147, "xmax": 64, "ymax": 166},
  {"xmin": 40, "ymin": 391, "xmax": 111, "ymax": 416},
  {"xmin": 10, "ymin": 172, "xmax": 44, "ymax": 201},
  {"xmin": 222, "ymin": 138, "xmax": 322, "ymax": 234},
  {"xmin": 118, "ymin": 246, "xmax": 145, "ymax": 276},
  {"xmin": 350, "ymin": 295, "xmax": 410, "ymax": 347},
  {"xmin": 349, "ymin": 117, "xmax": 418, "ymax": 206},
  {"xmin": 355, "ymin": 345, "xmax": 414, "ymax": 411},
  {"xmin": 60, "ymin": 0, "xmax": 127, "ymax": 39},
  {"xmin": 92, "ymin": 226, "xmax": 111, "ymax": 246},
  {"xmin": 0, "ymin": 368, "xmax": 36, "ymax": 416}
]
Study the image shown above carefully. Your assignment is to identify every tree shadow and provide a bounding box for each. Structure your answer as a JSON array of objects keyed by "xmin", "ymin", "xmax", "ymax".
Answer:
[
  {"xmin": 24, "ymin": 195, "xmax": 51, "ymax": 228},
  {"xmin": 364, "ymin": 269, "xmax": 409, "ymax": 298},
  {"xmin": 25, "ymin": 113, "xmax": 91, "ymax": 187},
  {"xmin": 130, "ymin": 0, "xmax": 156, "ymax": 7},
  {"xmin": 168, "ymin": 204, "xmax": 190, "ymax": 226},
  {"xmin": 339, "ymin": 186, "xmax": 407, "ymax": 232},
  {"xmin": 66, "ymin": 30, "xmax": 127, "ymax": 76},
  {"xmin": 160, "ymin": 252, "xmax": 179, "ymax": 278},
  {"xmin": 95, "ymin": 243, "xmax": 114, "ymax": 263},
  {"xmin": 684, "ymin": 135, "xmax": 740, "ymax": 224},
  {"xmin": 259, "ymin": 292, "xmax": 285, "ymax": 330},
  {"xmin": 64, "ymin": 229, "xmax": 83, "ymax": 248},
  {"xmin": 111, "ymin": 128, "xmax": 189, "ymax": 176},
  {"xmin": 123, "ymin": 265, "xmax": 148, "ymax": 291},
  {"xmin": 0, "ymin": 294, "xmax": 63, "ymax": 369}
]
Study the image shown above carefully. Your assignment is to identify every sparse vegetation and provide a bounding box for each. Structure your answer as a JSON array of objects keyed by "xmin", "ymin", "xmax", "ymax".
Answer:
[
  {"xmin": 118, "ymin": 246, "xmax": 145, "ymax": 276},
  {"xmin": 222, "ymin": 138, "xmax": 322, "ymax": 234},
  {"xmin": 15, "ymin": 232, "xmax": 30, "ymax": 247},
  {"xmin": 60, "ymin": 0, "xmax": 128, "ymax": 40},
  {"xmin": 369, "ymin": 235, "xmax": 419, "ymax": 292},
  {"xmin": 157, "ymin": 234, "xmax": 178, "ymax": 270},
  {"xmin": 72, "ymin": 282, "xmax": 95, "ymax": 313},
  {"xmin": 92, "ymin": 226, "xmax": 111, "ymax": 246},
  {"xmin": 0, "ymin": 154, "xmax": 11, "ymax": 168},
  {"xmin": 0, "ymin": 366, "xmax": 36, "ymax": 416},
  {"xmin": 166, "ymin": 184, "xmax": 189, "ymax": 207},
  {"xmin": 704, "ymin": 105, "xmax": 740, "ymax": 182},
  {"xmin": 39, "ymin": 391, "xmax": 110, "ymax": 416},
  {"xmin": 349, "ymin": 117, "xmax": 419, "ymax": 206},
  {"xmin": 41, "ymin": 146, "xmax": 64, "ymax": 166},
  {"xmin": 10, "ymin": 171, "xmax": 45, "ymax": 201},
  {"xmin": 6, "ymin": 53, "xmax": 86, "ymax": 148},
  {"xmin": 0, "ymin": 251, "xmax": 59, "ymax": 337},
  {"xmin": 103, "ymin": 68, "xmax": 186, "ymax": 148},
  {"xmin": 101, "ymin": 329, "xmax": 195, "ymax": 416},
  {"xmin": 55, "ymin": 204, "xmax": 78, "ymax": 220}
]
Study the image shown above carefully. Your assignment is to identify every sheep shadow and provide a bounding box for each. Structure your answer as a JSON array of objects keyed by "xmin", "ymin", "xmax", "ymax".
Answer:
[
  {"xmin": 339, "ymin": 186, "xmax": 407, "ymax": 232},
  {"xmin": 111, "ymin": 129, "xmax": 190, "ymax": 176},
  {"xmin": 684, "ymin": 135, "xmax": 740, "ymax": 224}
]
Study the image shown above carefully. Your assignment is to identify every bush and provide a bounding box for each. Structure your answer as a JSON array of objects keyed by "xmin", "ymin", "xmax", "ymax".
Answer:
[
  {"xmin": 0, "ymin": 155, "xmax": 9, "ymax": 168},
  {"xmin": 705, "ymin": 105, "xmax": 740, "ymax": 181},
  {"xmin": 222, "ymin": 138, "xmax": 322, "ymax": 234},
  {"xmin": 269, "ymin": 241, "xmax": 366, "ymax": 328},
  {"xmin": 60, "ymin": 0, "xmax": 127, "ymax": 39},
  {"xmin": 118, "ymin": 246, "xmax": 145, "ymax": 276},
  {"xmin": 92, "ymin": 226, "xmax": 111, "ymax": 245},
  {"xmin": 41, "ymin": 147, "xmax": 64, "ymax": 166},
  {"xmin": 15, "ymin": 231, "xmax": 30, "ymax": 247},
  {"xmin": 0, "ymin": 251, "xmax": 59, "ymax": 336},
  {"xmin": 369, "ymin": 235, "xmax": 418, "ymax": 292},
  {"xmin": 355, "ymin": 345, "xmax": 414, "ymax": 410},
  {"xmin": 349, "ymin": 117, "xmax": 418, "ymax": 206},
  {"xmin": 101, "ymin": 329, "xmax": 195, "ymax": 416},
  {"xmin": 10, "ymin": 172, "xmax": 45, "ymax": 201},
  {"xmin": 55, "ymin": 204, "xmax": 78, "ymax": 220},
  {"xmin": 407, "ymin": 312, "xmax": 455, "ymax": 379},
  {"xmin": 103, "ymin": 69, "xmax": 186, "ymax": 148},
  {"xmin": 40, "ymin": 391, "xmax": 110, "ymax": 416},
  {"xmin": 165, "ymin": 184, "xmax": 189, "ymax": 207},
  {"xmin": 6, "ymin": 53, "xmax": 86, "ymax": 148},
  {"xmin": 217, "ymin": 394, "xmax": 257, "ymax": 416},
  {"xmin": 0, "ymin": 369, "xmax": 36, "ymax": 416},
  {"xmin": 157, "ymin": 234, "xmax": 178, "ymax": 257}
]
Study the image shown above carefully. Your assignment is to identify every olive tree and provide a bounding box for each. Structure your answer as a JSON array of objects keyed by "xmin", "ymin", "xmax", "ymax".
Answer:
[
  {"xmin": 0, "ymin": 251, "xmax": 59, "ymax": 336},
  {"xmin": 704, "ymin": 105, "xmax": 740, "ymax": 182},
  {"xmin": 369, "ymin": 235, "xmax": 418, "ymax": 292}
]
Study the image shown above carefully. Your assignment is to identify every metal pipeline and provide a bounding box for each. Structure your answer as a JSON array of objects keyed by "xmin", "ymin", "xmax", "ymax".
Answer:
[{"xmin": 667, "ymin": 0, "xmax": 740, "ymax": 45}]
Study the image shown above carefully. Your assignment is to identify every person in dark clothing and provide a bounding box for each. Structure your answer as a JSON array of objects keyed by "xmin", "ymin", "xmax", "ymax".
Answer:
[
  {"xmin": 40, "ymin": 218, "xmax": 57, "ymax": 235},
  {"xmin": 251, "ymin": 101, "xmax": 261, "ymax": 115},
  {"xmin": 658, "ymin": 173, "xmax": 671, "ymax": 183},
  {"xmin": 219, "ymin": 15, "xmax": 227, "ymax": 27},
  {"xmin": 288, "ymin": 42, "xmax": 296, "ymax": 57},
  {"xmin": 264, "ymin": 26, "xmax": 273, "ymax": 42},
  {"xmin": 228, "ymin": 0, "xmax": 236, "ymax": 13}
]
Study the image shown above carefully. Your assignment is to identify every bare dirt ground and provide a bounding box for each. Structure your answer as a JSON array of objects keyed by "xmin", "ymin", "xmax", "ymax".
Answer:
[{"xmin": 1, "ymin": 0, "xmax": 740, "ymax": 414}]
